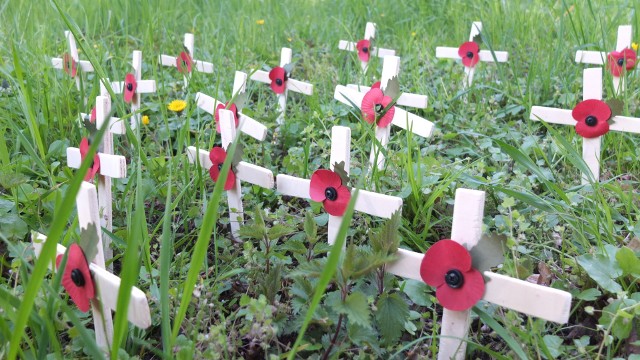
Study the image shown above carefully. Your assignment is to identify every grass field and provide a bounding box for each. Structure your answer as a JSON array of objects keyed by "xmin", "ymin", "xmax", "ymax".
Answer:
[{"xmin": 1, "ymin": 0, "xmax": 640, "ymax": 358}]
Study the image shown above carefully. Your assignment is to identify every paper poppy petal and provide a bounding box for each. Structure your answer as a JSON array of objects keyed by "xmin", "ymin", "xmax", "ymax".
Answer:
[
  {"xmin": 79, "ymin": 138, "xmax": 101, "ymax": 181},
  {"xmin": 90, "ymin": 107, "xmax": 97, "ymax": 123},
  {"xmin": 356, "ymin": 39, "xmax": 371, "ymax": 62},
  {"xmin": 209, "ymin": 165, "xmax": 236, "ymax": 191},
  {"xmin": 458, "ymin": 41, "xmax": 480, "ymax": 67},
  {"xmin": 575, "ymin": 119, "xmax": 609, "ymax": 138},
  {"xmin": 57, "ymin": 244, "xmax": 95, "ymax": 313},
  {"xmin": 621, "ymin": 48, "xmax": 637, "ymax": 70},
  {"xmin": 63, "ymin": 53, "xmax": 77, "ymax": 78},
  {"xmin": 215, "ymin": 103, "xmax": 239, "ymax": 133},
  {"xmin": 420, "ymin": 239, "xmax": 473, "ymax": 287},
  {"xmin": 309, "ymin": 169, "xmax": 343, "ymax": 201},
  {"xmin": 269, "ymin": 67, "xmax": 287, "ymax": 94},
  {"xmin": 323, "ymin": 185, "xmax": 351, "ymax": 216},
  {"xmin": 435, "ymin": 268, "xmax": 485, "ymax": 311},
  {"xmin": 228, "ymin": 103, "xmax": 240, "ymax": 128},
  {"xmin": 209, "ymin": 147, "xmax": 227, "ymax": 165},
  {"xmin": 214, "ymin": 103, "xmax": 225, "ymax": 133},
  {"xmin": 361, "ymin": 88, "xmax": 384, "ymax": 124},
  {"xmin": 371, "ymin": 81, "xmax": 381, "ymax": 89},
  {"xmin": 376, "ymin": 95, "xmax": 395, "ymax": 128},
  {"xmin": 177, "ymin": 51, "xmax": 193, "ymax": 73},
  {"xmin": 124, "ymin": 73, "xmax": 137, "ymax": 103}
]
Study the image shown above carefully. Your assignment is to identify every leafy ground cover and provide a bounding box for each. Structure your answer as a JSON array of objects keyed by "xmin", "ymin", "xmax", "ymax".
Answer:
[{"xmin": 1, "ymin": 0, "xmax": 639, "ymax": 358}]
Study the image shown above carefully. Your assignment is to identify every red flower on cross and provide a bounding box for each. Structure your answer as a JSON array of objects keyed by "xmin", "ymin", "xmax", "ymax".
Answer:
[
  {"xmin": 458, "ymin": 41, "xmax": 480, "ymax": 68},
  {"xmin": 420, "ymin": 239, "xmax": 485, "ymax": 311},
  {"xmin": 79, "ymin": 137, "xmax": 101, "ymax": 181},
  {"xmin": 309, "ymin": 169, "xmax": 351, "ymax": 216},
  {"xmin": 56, "ymin": 243, "xmax": 95, "ymax": 312},
  {"xmin": 356, "ymin": 39, "xmax": 371, "ymax": 62},
  {"xmin": 177, "ymin": 51, "xmax": 193, "ymax": 73},
  {"xmin": 269, "ymin": 67, "xmax": 287, "ymax": 94},
  {"xmin": 361, "ymin": 88, "xmax": 395, "ymax": 128},
  {"xmin": 607, "ymin": 48, "xmax": 637, "ymax": 77},
  {"xmin": 123, "ymin": 73, "xmax": 137, "ymax": 103},
  {"xmin": 63, "ymin": 53, "xmax": 78, "ymax": 78},
  {"xmin": 572, "ymin": 99, "xmax": 612, "ymax": 138},
  {"xmin": 209, "ymin": 147, "xmax": 236, "ymax": 191},
  {"xmin": 214, "ymin": 103, "xmax": 239, "ymax": 133}
]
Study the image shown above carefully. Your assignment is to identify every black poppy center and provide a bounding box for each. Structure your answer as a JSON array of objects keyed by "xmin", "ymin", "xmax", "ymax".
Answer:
[
  {"xmin": 182, "ymin": 60, "xmax": 188, "ymax": 67},
  {"xmin": 445, "ymin": 269, "xmax": 464, "ymax": 288},
  {"xmin": 126, "ymin": 83, "xmax": 133, "ymax": 91},
  {"xmin": 375, "ymin": 103, "xmax": 384, "ymax": 114},
  {"xmin": 362, "ymin": 46, "xmax": 369, "ymax": 53},
  {"xmin": 617, "ymin": 58, "xmax": 625, "ymax": 66},
  {"xmin": 585, "ymin": 115, "xmax": 598, "ymax": 127},
  {"xmin": 324, "ymin": 187, "xmax": 338, "ymax": 201},
  {"xmin": 217, "ymin": 163, "xmax": 223, "ymax": 171},
  {"xmin": 275, "ymin": 78, "xmax": 283, "ymax": 86},
  {"xmin": 466, "ymin": 51, "xmax": 474, "ymax": 59},
  {"xmin": 71, "ymin": 268, "xmax": 86, "ymax": 287}
]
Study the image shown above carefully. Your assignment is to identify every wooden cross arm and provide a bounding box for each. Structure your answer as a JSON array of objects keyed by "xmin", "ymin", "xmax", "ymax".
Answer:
[
  {"xmin": 158, "ymin": 54, "xmax": 214, "ymax": 73},
  {"xmin": 51, "ymin": 58, "xmax": 94, "ymax": 72},
  {"xmin": 435, "ymin": 47, "xmax": 509, "ymax": 63},
  {"xmin": 530, "ymin": 106, "xmax": 640, "ymax": 134},
  {"xmin": 195, "ymin": 92, "xmax": 268, "ymax": 141},
  {"xmin": 276, "ymin": 174, "xmax": 402, "ymax": 218},
  {"xmin": 80, "ymin": 112, "xmax": 125, "ymax": 135},
  {"xmin": 32, "ymin": 233, "xmax": 152, "ymax": 329},
  {"xmin": 67, "ymin": 148, "xmax": 127, "ymax": 179},
  {"xmin": 186, "ymin": 147, "xmax": 275, "ymax": 189},
  {"xmin": 334, "ymin": 85, "xmax": 435, "ymax": 138},
  {"xmin": 338, "ymin": 41, "xmax": 396, "ymax": 58},
  {"xmin": 574, "ymin": 51, "xmax": 606, "ymax": 65},
  {"xmin": 346, "ymin": 84, "xmax": 428, "ymax": 109},
  {"xmin": 249, "ymin": 70, "xmax": 314, "ymax": 96},
  {"xmin": 111, "ymin": 80, "xmax": 157, "ymax": 94},
  {"xmin": 386, "ymin": 248, "xmax": 571, "ymax": 324}
]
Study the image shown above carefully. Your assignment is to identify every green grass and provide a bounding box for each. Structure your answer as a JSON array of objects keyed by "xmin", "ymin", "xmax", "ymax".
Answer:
[{"xmin": 1, "ymin": 0, "xmax": 640, "ymax": 358}]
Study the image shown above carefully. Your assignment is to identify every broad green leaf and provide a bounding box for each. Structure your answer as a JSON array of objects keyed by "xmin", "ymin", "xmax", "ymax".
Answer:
[
  {"xmin": 304, "ymin": 211, "xmax": 317, "ymax": 244},
  {"xmin": 375, "ymin": 292, "xmax": 409, "ymax": 345},
  {"xmin": 576, "ymin": 288, "xmax": 601, "ymax": 301},
  {"xmin": 470, "ymin": 234, "xmax": 506, "ymax": 272},
  {"xmin": 401, "ymin": 279, "xmax": 432, "ymax": 307},
  {"xmin": 335, "ymin": 292, "xmax": 371, "ymax": 329},
  {"xmin": 615, "ymin": 246, "xmax": 640, "ymax": 276},
  {"xmin": 599, "ymin": 298, "xmax": 637, "ymax": 340},
  {"xmin": 542, "ymin": 335, "xmax": 563, "ymax": 359},
  {"xmin": 576, "ymin": 252, "xmax": 623, "ymax": 294}
]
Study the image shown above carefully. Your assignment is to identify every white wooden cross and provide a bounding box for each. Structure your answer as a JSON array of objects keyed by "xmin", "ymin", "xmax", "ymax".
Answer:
[
  {"xmin": 51, "ymin": 30, "xmax": 94, "ymax": 91},
  {"xmin": 347, "ymin": 55, "xmax": 428, "ymax": 109},
  {"xmin": 78, "ymin": 94, "xmax": 127, "ymax": 265},
  {"xmin": 575, "ymin": 25, "xmax": 635, "ymax": 94},
  {"xmin": 386, "ymin": 188, "xmax": 572, "ymax": 360},
  {"xmin": 333, "ymin": 85, "xmax": 434, "ymax": 169},
  {"xmin": 159, "ymin": 33, "xmax": 214, "ymax": 87},
  {"xmin": 338, "ymin": 22, "xmax": 396, "ymax": 71},
  {"xmin": 195, "ymin": 71, "xmax": 268, "ymax": 141},
  {"xmin": 187, "ymin": 110, "xmax": 275, "ymax": 238},
  {"xmin": 276, "ymin": 126, "xmax": 403, "ymax": 245},
  {"xmin": 530, "ymin": 67, "xmax": 640, "ymax": 183},
  {"xmin": 32, "ymin": 182, "xmax": 151, "ymax": 354},
  {"xmin": 249, "ymin": 47, "xmax": 314, "ymax": 124},
  {"xmin": 108, "ymin": 50, "xmax": 157, "ymax": 129},
  {"xmin": 435, "ymin": 22, "xmax": 509, "ymax": 88}
]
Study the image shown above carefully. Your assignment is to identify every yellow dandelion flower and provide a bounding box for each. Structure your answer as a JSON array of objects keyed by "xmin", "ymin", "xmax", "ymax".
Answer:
[
  {"xmin": 168, "ymin": 99, "xmax": 187, "ymax": 112},
  {"xmin": 256, "ymin": 19, "xmax": 265, "ymax": 25},
  {"xmin": 411, "ymin": 31, "xmax": 417, "ymax": 37},
  {"xmin": 142, "ymin": 115, "xmax": 150, "ymax": 125},
  {"xmin": 632, "ymin": 42, "xmax": 638, "ymax": 51}
]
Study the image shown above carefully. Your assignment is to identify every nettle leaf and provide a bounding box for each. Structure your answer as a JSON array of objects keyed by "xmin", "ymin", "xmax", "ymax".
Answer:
[
  {"xmin": 233, "ymin": 91, "xmax": 248, "ymax": 111},
  {"xmin": 577, "ymin": 245, "xmax": 623, "ymax": 294},
  {"xmin": 282, "ymin": 62, "xmax": 295, "ymax": 76},
  {"xmin": 78, "ymin": 222, "xmax": 100, "ymax": 262},
  {"xmin": 383, "ymin": 76, "xmax": 400, "ymax": 100},
  {"xmin": 606, "ymin": 99, "xmax": 624, "ymax": 117},
  {"xmin": 470, "ymin": 234, "xmax": 506, "ymax": 272},
  {"xmin": 375, "ymin": 292, "xmax": 409, "ymax": 345},
  {"xmin": 334, "ymin": 292, "xmax": 371, "ymax": 329},
  {"xmin": 616, "ymin": 246, "xmax": 640, "ymax": 275},
  {"xmin": 267, "ymin": 223, "xmax": 294, "ymax": 240},
  {"xmin": 371, "ymin": 211, "xmax": 401, "ymax": 255},
  {"xmin": 332, "ymin": 161, "xmax": 350, "ymax": 187},
  {"xmin": 304, "ymin": 211, "xmax": 318, "ymax": 245},
  {"xmin": 472, "ymin": 32, "xmax": 483, "ymax": 46}
]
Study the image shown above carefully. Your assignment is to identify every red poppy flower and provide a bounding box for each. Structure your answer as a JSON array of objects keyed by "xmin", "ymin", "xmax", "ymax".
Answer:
[
  {"xmin": 309, "ymin": 169, "xmax": 351, "ymax": 216},
  {"xmin": 55, "ymin": 243, "xmax": 95, "ymax": 312},
  {"xmin": 79, "ymin": 137, "xmax": 101, "ymax": 181},
  {"xmin": 361, "ymin": 88, "xmax": 395, "ymax": 128},
  {"xmin": 572, "ymin": 99, "xmax": 611, "ymax": 138},
  {"xmin": 214, "ymin": 102, "xmax": 239, "ymax": 133},
  {"xmin": 124, "ymin": 73, "xmax": 137, "ymax": 103},
  {"xmin": 458, "ymin": 41, "xmax": 480, "ymax": 68},
  {"xmin": 90, "ymin": 107, "xmax": 96, "ymax": 123},
  {"xmin": 356, "ymin": 39, "xmax": 371, "ymax": 62},
  {"xmin": 607, "ymin": 48, "xmax": 637, "ymax": 76},
  {"xmin": 177, "ymin": 51, "xmax": 193, "ymax": 73},
  {"xmin": 420, "ymin": 239, "xmax": 485, "ymax": 311},
  {"xmin": 269, "ymin": 67, "xmax": 287, "ymax": 94},
  {"xmin": 209, "ymin": 147, "xmax": 236, "ymax": 190},
  {"xmin": 63, "ymin": 53, "xmax": 77, "ymax": 78},
  {"xmin": 371, "ymin": 81, "xmax": 381, "ymax": 89}
]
